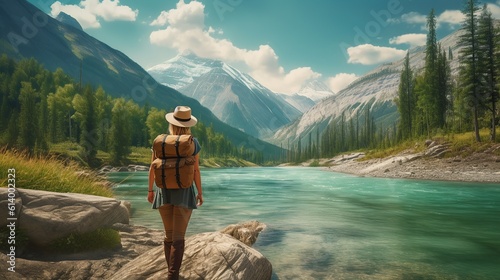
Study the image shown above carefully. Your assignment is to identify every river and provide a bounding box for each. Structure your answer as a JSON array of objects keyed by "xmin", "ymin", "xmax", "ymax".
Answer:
[{"xmin": 107, "ymin": 167, "xmax": 500, "ymax": 279}]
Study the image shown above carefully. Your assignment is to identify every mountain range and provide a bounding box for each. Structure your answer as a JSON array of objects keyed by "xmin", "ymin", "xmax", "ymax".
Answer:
[
  {"xmin": 0, "ymin": 0, "xmax": 470, "ymax": 156},
  {"xmin": 149, "ymin": 53, "xmax": 305, "ymax": 138},
  {"xmin": 0, "ymin": 0, "xmax": 282, "ymax": 157},
  {"xmin": 271, "ymin": 29, "xmax": 463, "ymax": 147}
]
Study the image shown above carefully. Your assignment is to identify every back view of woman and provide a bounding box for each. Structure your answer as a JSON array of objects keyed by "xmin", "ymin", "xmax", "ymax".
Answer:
[{"xmin": 147, "ymin": 106, "xmax": 203, "ymax": 280}]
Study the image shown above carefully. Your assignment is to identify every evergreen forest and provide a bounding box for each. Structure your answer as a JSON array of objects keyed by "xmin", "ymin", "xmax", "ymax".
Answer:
[
  {"xmin": 0, "ymin": 55, "xmax": 263, "ymax": 166},
  {"xmin": 286, "ymin": 1, "xmax": 500, "ymax": 163},
  {"xmin": 1, "ymin": 1, "xmax": 498, "ymax": 167}
]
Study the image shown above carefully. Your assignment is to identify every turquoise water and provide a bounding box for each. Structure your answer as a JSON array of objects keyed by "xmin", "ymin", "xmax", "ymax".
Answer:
[{"xmin": 108, "ymin": 167, "xmax": 500, "ymax": 279}]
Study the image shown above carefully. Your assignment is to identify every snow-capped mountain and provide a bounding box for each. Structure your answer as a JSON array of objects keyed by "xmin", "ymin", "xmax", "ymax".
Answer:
[
  {"xmin": 148, "ymin": 52, "xmax": 219, "ymax": 89},
  {"xmin": 148, "ymin": 54, "xmax": 302, "ymax": 138},
  {"xmin": 276, "ymin": 92, "xmax": 315, "ymax": 113},
  {"xmin": 271, "ymin": 29, "xmax": 463, "ymax": 146},
  {"xmin": 297, "ymin": 79, "xmax": 335, "ymax": 102},
  {"xmin": 275, "ymin": 79, "xmax": 333, "ymax": 113},
  {"xmin": 179, "ymin": 61, "xmax": 302, "ymax": 138}
]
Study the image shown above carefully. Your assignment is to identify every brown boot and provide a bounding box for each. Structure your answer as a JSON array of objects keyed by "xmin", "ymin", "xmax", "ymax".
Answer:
[
  {"xmin": 163, "ymin": 239, "xmax": 173, "ymax": 267},
  {"xmin": 167, "ymin": 239, "xmax": 185, "ymax": 280}
]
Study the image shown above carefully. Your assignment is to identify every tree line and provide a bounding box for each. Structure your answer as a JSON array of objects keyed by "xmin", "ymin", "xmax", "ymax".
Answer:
[
  {"xmin": 284, "ymin": 105, "xmax": 397, "ymax": 163},
  {"xmin": 286, "ymin": 0, "xmax": 499, "ymax": 163},
  {"xmin": 0, "ymin": 55, "xmax": 263, "ymax": 166},
  {"xmin": 397, "ymin": 1, "xmax": 499, "ymax": 142}
]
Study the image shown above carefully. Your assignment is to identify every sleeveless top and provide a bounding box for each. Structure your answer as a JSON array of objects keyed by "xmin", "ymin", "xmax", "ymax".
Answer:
[{"xmin": 152, "ymin": 137, "xmax": 201, "ymax": 210}]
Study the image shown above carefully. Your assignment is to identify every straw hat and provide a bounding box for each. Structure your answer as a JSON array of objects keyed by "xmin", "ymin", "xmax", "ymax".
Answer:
[{"xmin": 165, "ymin": 106, "xmax": 198, "ymax": 127}]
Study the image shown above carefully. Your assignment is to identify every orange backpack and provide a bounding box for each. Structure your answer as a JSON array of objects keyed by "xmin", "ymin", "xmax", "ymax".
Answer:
[{"xmin": 151, "ymin": 134, "xmax": 195, "ymax": 189}]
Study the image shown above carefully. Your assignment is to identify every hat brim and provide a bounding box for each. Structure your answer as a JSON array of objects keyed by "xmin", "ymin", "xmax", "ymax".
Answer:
[{"xmin": 165, "ymin": 113, "xmax": 198, "ymax": 127}]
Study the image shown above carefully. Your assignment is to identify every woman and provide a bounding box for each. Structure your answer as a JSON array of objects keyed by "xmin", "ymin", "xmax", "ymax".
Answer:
[{"xmin": 147, "ymin": 106, "xmax": 203, "ymax": 280}]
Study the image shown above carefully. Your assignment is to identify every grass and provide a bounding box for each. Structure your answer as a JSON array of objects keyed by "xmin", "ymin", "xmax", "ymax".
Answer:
[
  {"xmin": 1, "ymin": 227, "xmax": 122, "ymax": 255},
  {"xmin": 362, "ymin": 139, "xmax": 425, "ymax": 161},
  {"xmin": 128, "ymin": 146, "xmax": 152, "ymax": 165},
  {"xmin": 443, "ymin": 129, "xmax": 500, "ymax": 158},
  {"xmin": 50, "ymin": 141, "xmax": 152, "ymax": 166},
  {"xmin": 200, "ymin": 157, "xmax": 257, "ymax": 168},
  {"xmin": 0, "ymin": 147, "xmax": 118, "ymax": 253},
  {"xmin": 49, "ymin": 228, "xmax": 121, "ymax": 253},
  {"xmin": 309, "ymin": 160, "xmax": 321, "ymax": 167},
  {"xmin": 0, "ymin": 147, "xmax": 113, "ymax": 197},
  {"xmin": 362, "ymin": 128, "xmax": 500, "ymax": 161}
]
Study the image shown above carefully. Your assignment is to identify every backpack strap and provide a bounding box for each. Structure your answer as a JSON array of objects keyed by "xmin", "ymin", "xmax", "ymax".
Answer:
[
  {"xmin": 161, "ymin": 134, "xmax": 168, "ymax": 188},
  {"xmin": 174, "ymin": 134, "xmax": 183, "ymax": 188},
  {"xmin": 161, "ymin": 134, "xmax": 168, "ymax": 158}
]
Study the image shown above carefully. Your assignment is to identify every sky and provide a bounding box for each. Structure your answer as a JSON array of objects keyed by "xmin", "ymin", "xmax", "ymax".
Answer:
[{"xmin": 28, "ymin": 0, "xmax": 500, "ymax": 94}]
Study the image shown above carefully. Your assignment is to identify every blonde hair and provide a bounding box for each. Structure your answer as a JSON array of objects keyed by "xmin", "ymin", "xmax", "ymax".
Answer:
[{"xmin": 169, "ymin": 124, "xmax": 191, "ymax": 135}]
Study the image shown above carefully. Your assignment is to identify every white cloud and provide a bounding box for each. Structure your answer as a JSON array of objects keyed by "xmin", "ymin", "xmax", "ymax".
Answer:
[
  {"xmin": 437, "ymin": 10, "xmax": 464, "ymax": 26},
  {"xmin": 51, "ymin": 1, "xmax": 100, "ymax": 29},
  {"xmin": 82, "ymin": 0, "xmax": 137, "ymax": 21},
  {"xmin": 400, "ymin": 12, "xmax": 427, "ymax": 25},
  {"xmin": 149, "ymin": 0, "xmax": 320, "ymax": 93},
  {"xmin": 150, "ymin": 0, "xmax": 204, "ymax": 28},
  {"xmin": 389, "ymin": 33, "xmax": 426, "ymax": 48},
  {"xmin": 50, "ymin": 0, "xmax": 138, "ymax": 29},
  {"xmin": 327, "ymin": 73, "xmax": 359, "ymax": 93},
  {"xmin": 487, "ymin": 2, "xmax": 500, "ymax": 19},
  {"xmin": 347, "ymin": 44, "xmax": 406, "ymax": 65},
  {"xmin": 395, "ymin": 10, "xmax": 465, "ymax": 30}
]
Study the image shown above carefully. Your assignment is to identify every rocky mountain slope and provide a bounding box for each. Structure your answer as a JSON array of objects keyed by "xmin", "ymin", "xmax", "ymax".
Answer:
[
  {"xmin": 275, "ymin": 80, "xmax": 333, "ymax": 113},
  {"xmin": 272, "ymin": 29, "xmax": 463, "ymax": 146},
  {"xmin": 149, "ymin": 53, "xmax": 302, "ymax": 138},
  {"xmin": 148, "ymin": 52, "xmax": 221, "ymax": 90}
]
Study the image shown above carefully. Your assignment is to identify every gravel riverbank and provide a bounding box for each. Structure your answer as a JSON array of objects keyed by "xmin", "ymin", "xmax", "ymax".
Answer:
[{"xmin": 320, "ymin": 144, "xmax": 500, "ymax": 183}]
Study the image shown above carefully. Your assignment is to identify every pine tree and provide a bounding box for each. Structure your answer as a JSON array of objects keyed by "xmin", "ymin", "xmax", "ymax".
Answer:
[
  {"xmin": 17, "ymin": 82, "xmax": 37, "ymax": 153},
  {"xmin": 110, "ymin": 98, "xmax": 131, "ymax": 164},
  {"xmin": 36, "ymin": 92, "xmax": 49, "ymax": 152},
  {"xmin": 436, "ymin": 45, "xmax": 451, "ymax": 129},
  {"xmin": 397, "ymin": 51, "xmax": 415, "ymax": 140},
  {"xmin": 415, "ymin": 9, "xmax": 440, "ymax": 136},
  {"xmin": 458, "ymin": 0, "xmax": 483, "ymax": 142},
  {"xmin": 477, "ymin": 4, "xmax": 499, "ymax": 141},
  {"xmin": 425, "ymin": 9, "xmax": 438, "ymax": 70},
  {"xmin": 424, "ymin": 9, "xmax": 442, "ymax": 131},
  {"xmin": 73, "ymin": 85, "xmax": 98, "ymax": 164},
  {"xmin": 0, "ymin": 55, "xmax": 16, "ymax": 132}
]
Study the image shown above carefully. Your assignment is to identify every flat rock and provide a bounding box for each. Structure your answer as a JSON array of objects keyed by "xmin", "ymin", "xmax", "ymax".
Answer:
[
  {"xmin": 0, "ymin": 188, "xmax": 129, "ymax": 246},
  {"xmin": 110, "ymin": 231, "xmax": 272, "ymax": 280}
]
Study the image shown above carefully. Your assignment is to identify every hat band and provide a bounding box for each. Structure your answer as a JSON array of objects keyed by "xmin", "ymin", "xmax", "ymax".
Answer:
[{"xmin": 174, "ymin": 116, "xmax": 191, "ymax": 122}]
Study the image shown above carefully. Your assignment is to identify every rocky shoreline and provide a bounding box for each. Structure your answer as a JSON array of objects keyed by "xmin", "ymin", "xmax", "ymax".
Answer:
[
  {"xmin": 1, "ymin": 222, "xmax": 271, "ymax": 280},
  {"xmin": 0, "ymin": 188, "xmax": 272, "ymax": 280},
  {"xmin": 97, "ymin": 164, "xmax": 149, "ymax": 174},
  {"xmin": 318, "ymin": 141, "xmax": 500, "ymax": 183}
]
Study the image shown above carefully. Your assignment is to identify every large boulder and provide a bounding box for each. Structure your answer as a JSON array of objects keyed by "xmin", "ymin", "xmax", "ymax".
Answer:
[
  {"xmin": 111, "ymin": 221, "xmax": 272, "ymax": 280},
  {"xmin": 181, "ymin": 231, "xmax": 272, "ymax": 280},
  {"xmin": 0, "ymin": 188, "xmax": 129, "ymax": 246},
  {"xmin": 0, "ymin": 224, "xmax": 164, "ymax": 280},
  {"xmin": 219, "ymin": 220, "xmax": 266, "ymax": 247}
]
